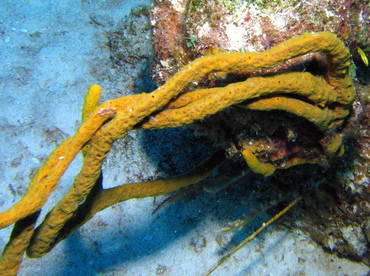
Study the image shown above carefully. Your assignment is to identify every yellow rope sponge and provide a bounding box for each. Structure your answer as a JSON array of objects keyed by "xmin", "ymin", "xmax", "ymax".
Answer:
[
  {"xmin": 0, "ymin": 32, "xmax": 354, "ymax": 275},
  {"xmin": 137, "ymin": 72, "xmax": 350, "ymax": 131},
  {"xmin": 82, "ymin": 84, "xmax": 103, "ymax": 156},
  {"xmin": 241, "ymin": 149, "xmax": 276, "ymax": 176},
  {"xmin": 0, "ymin": 104, "xmax": 115, "ymax": 229},
  {"xmin": 82, "ymin": 84, "xmax": 102, "ymax": 121}
]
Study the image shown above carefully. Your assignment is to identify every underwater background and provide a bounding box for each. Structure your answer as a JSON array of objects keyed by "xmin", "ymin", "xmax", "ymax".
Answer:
[{"xmin": 0, "ymin": 0, "xmax": 369, "ymax": 275}]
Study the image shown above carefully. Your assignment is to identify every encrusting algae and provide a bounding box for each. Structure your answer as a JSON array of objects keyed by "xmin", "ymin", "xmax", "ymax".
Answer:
[{"xmin": 0, "ymin": 32, "xmax": 354, "ymax": 275}]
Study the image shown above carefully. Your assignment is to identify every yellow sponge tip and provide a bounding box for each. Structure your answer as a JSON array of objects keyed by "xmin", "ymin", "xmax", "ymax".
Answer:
[
  {"xmin": 82, "ymin": 84, "xmax": 102, "ymax": 121},
  {"xmin": 242, "ymin": 149, "xmax": 276, "ymax": 177}
]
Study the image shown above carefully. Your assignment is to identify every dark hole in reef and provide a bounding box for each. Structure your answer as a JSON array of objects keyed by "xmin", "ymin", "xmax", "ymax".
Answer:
[
  {"xmin": 240, "ymin": 91, "xmax": 318, "ymax": 107},
  {"xmin": 290, "ymin": 56, "xmax": 328, "ymax": 77},
  {"xmin": 193, "ymin": 104, "xmax": 325, "ymax": 165}
]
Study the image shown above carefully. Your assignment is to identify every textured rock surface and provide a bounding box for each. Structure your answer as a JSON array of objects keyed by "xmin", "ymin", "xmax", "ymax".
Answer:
[{"xmin": 150, "ymin": 0, "xmax": 370, "ymax": 85}]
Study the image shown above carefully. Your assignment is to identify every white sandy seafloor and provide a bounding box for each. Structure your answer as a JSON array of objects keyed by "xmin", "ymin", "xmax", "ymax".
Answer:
[{"xmin": 0, "ymin": 1, "xmax": 369, "ymax": 276}]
